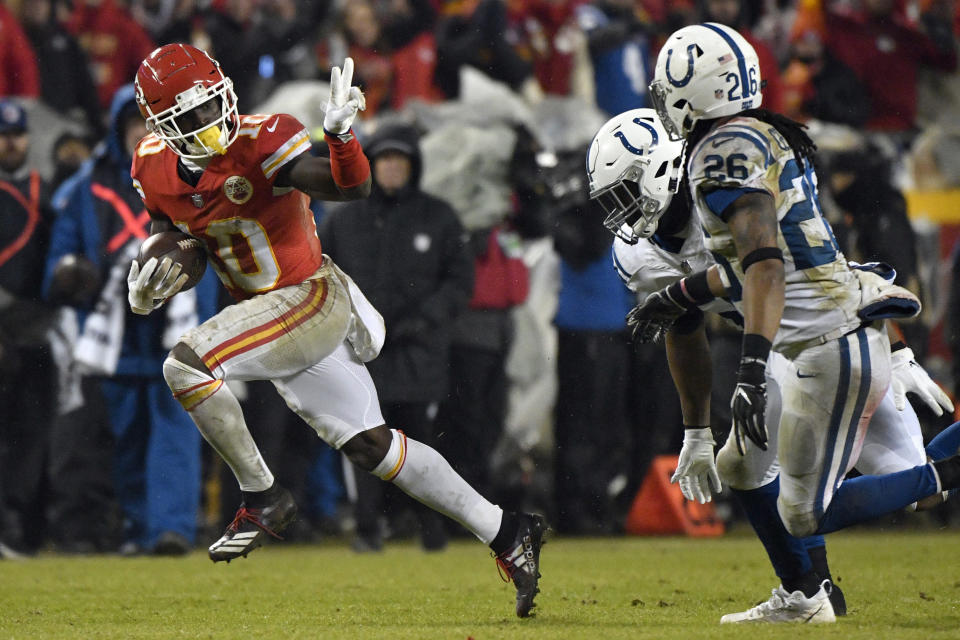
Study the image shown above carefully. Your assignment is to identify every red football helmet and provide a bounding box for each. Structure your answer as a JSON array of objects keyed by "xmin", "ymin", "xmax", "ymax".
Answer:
[{"xmin": 135, "ymin": 43, "xmax": 239, "ymax": 159}]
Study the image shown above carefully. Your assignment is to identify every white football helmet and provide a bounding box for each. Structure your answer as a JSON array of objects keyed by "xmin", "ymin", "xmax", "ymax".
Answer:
[
  {"xmin": 586, "ymin": 108, "xmax": 684, "ymax": 243},
  {"xmin": 649, "ymin": 22, "xmax": 762, "ymax": 141}
]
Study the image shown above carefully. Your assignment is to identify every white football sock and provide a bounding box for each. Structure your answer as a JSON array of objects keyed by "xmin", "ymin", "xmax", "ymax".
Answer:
[
  {"xmin": 164, "ymin": 358, "xmax": 273, "ymax": 492},
  {"xmin": 375, "ymin": 429, "xmax": 503, "ymax": 544}
]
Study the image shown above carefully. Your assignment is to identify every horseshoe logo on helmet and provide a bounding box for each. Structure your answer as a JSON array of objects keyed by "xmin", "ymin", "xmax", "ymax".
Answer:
[
  {"xmin": 614, "ymin": 118, "xmax": 660, "ymax": 156},
  {"xmin": 665, "ymin": 44, "xmax": 698, "ymax": 87}
]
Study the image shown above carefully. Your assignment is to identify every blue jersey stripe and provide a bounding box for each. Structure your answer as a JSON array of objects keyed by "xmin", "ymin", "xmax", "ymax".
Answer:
[
  {"xmin": 702, "ymin": 23, "xmax": 750, "ymax": 100},
  {"xmin": 703, "ymin": 186, "xmax": 767, "ymax": 220},
  {"xmin": 815, "ymin": 334, "xmax": 852, "ymax": 522},
  {"xmin": 836, "ymin": 329, "xmax": 871, "ymax": 487}
]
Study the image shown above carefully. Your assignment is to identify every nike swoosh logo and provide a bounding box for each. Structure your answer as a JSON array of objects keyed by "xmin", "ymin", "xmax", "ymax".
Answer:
[
  {"xmin": 266, "ymin": 117, "xmax": 279, "ymax": 133},
  {"xmin": 797, "ymin": 372, "xmax": 817, "ymax": 379}
]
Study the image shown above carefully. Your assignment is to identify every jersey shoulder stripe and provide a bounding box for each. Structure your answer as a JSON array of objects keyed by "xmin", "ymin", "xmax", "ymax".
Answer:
[{"xmin": 261, "ymin": 129, "xmax": 311, "ymax": 179}]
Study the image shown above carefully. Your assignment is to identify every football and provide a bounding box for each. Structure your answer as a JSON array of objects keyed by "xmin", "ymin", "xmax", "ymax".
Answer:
[{"xmin": 137, "ymin": 231, "xmax": 207, "ymax": 292}]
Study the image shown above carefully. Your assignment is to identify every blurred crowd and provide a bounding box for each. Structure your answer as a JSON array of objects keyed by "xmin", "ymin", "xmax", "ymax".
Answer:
[{"xmin": 2, "ymin": 0, "xmax": 960, "ymax": 558}]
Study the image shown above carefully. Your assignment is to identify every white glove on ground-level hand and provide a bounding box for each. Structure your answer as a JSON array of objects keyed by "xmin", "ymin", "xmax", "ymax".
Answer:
[
  {"xmin": 127, "ymin": 256, "xmax": 187, "ymax": 315},
  {"xmin": 671, "ymin": 428, "xmax": 723, "ymax": 504},
  {"xmin": 890, "ymin": 346, "xmax": 954, "ymax": 416},
  {"xmin": 323, "ymin": 57, "xmax": 366, "ymax": 134}
]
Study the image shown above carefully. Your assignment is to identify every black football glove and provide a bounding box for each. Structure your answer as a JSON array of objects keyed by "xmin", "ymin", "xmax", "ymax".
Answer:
[
  {"xmin": 731, "ymin": 357, "xmax": 768, "ymax": 455},
  {"xmin": 626, "ymin": 289, "xmax": 687, "ymax": 344}
]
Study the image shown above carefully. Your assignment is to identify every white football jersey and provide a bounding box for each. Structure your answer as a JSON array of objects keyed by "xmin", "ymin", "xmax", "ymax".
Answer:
[
  {"xmin": 612, "ymin": 210, "xmax": 734, "ymax": 318},
  {"xmin": 686, "ymin": 116, "xmax": 862, "ymax": 351}
]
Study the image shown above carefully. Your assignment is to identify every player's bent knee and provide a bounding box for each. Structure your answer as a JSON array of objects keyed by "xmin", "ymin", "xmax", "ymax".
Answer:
[
  {"xmin": 360, "ymin": 428, "xmax": 407, "ymax": 480},
  {"xmin": 777, "ymin": 495, "xmax": 817, "ymax": 538},
  {"xmin": 169, "ymin": 341, "xmax": 211, "ymax": 376},
  {"xmin": 342, "ymin": 425, "xmax": 393, "ymax": 473},
  {"xmin": 163, "ymin": 355, "xmax": 222, "ymax": 411}
]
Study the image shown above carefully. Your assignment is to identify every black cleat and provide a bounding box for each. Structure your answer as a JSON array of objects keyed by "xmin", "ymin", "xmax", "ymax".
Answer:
[
  {"xmin": 495, "ymin": 513, "xmax": 548, "ymax": 617},
  {"xmin": 827, "ymin": 580, "xmax": 846, "ymax": 616},
  {"xmin": 208, "ymin": 485, "xmax": 297, "ymax": 562}
]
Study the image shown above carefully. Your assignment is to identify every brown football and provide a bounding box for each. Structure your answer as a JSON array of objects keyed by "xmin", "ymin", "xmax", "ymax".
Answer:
[{"xmin": 137, "ymin": 231, "xmax": 207, "ymax": 292}]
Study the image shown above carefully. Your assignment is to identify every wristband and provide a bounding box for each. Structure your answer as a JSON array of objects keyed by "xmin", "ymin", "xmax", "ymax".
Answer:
[
  {"xmin": 665, "ymin": 271, "xmax": 716, "ymax": 310},
  {"xmin": 741, "ymin": 333, "xmax": 772, "ymax": 361},
  {"xmin": 738, "ymin": 333, "xmax": 770, "ymax": 386},
  {"xmin": 325, "ymin": 129, "xmax": 371, "ymax": 189},
  {"xmin": 890, "ymin": 340, "xmax": 908, "ymax": 353}
]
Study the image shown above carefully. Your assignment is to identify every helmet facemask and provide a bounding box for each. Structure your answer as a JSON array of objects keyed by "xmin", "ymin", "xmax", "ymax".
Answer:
[
  {"xmin": 592, "ymin": 159, "xmax": 679, "ymax": 244},
  {"xmin": 140, "ymin": 76, "xmax": 239, "ymax": 159}
]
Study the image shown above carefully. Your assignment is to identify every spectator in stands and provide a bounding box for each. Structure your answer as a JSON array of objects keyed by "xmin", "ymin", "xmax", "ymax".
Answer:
[
  {"xmin": 67, "ymin": 0, "xmax": 156, "ymax": 112},
  {"xmin": 439, "ymin": 223, "xmax": 530, "ymax": 513},
  {"xmin": 825, "ymin": 0, "xmax": 956, "ymax": 132},
  {"xmin": 381, "ymin": 0, "xmax": 445, "ymax": 110},
  {"xmin": 508, "ymin": 0, "xmax": 586, "ymax": 96},
  {"xmin": 317, "ymin": 0, "xmax": 393, "ymax": 117},
  {"xmin": 434, "ymin": 0, "xmax": 534, "ymax": 98},
  {"xmin": 44, "ymin": 85, "xmax": 219, "ymax": 556},
  {"xmin": 697, "ymin": 0, "xmax": 784, "ymax": 111},
  {"xmin": 578, "ymin": 0, "xmax": 657, "ymax": 116},
  {"xmin": 780, "ymin": 11, "xmax": 871, "ymax": 126},
  {"xmin": 551, "ymin": 196, "xmax": 635, "ymax": 534},
  {"xmin": 51, "ymin": 133, "xmax": 95, "ymax": 192},
  {"xmin": 0, "ymin": 3, "xmax": 40, "ymax": 99},
  {"xmin": 0, "ymin": 100, "xmax": 56, "ymax": 556},
  {"xmin": 319, "ymin": 124, "xmax": 474, "ymax": 551},
  {"xmin": 19, "ymin": 0, "xmax": 103, "ymax": 136}
]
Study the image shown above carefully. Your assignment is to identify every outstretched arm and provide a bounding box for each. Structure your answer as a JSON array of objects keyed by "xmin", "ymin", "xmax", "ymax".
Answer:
[{"xmin": 275, "ymin": 57, "xmax": 372, "ymax": 201}]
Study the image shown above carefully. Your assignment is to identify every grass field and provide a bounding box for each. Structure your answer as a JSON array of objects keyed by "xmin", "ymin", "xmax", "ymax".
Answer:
[{"xmin": 2, "ymin": 529, "xmax": 958, "ymax": 639}]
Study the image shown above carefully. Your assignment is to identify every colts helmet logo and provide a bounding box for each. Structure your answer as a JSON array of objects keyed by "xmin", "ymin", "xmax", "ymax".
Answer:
[{"xmin": 223, "ymin": 176, "xmax": 253, "ymax": 205}]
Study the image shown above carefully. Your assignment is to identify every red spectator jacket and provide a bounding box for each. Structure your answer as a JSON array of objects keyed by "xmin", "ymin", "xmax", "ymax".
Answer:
[
  {"xmin": 827, "ymin": 9, "xmax": 956, "ymax": 130},
  {"xmin": 67, "ymin": 0, "xmax": 155, "ymax": 110},
  {"xmin": 0, "ymin": 5, "xmax": 39, "ymax": 98}
]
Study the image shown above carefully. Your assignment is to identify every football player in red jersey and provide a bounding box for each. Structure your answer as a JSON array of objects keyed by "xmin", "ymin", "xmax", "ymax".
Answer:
[{"xmin": 126, "ymin": 43, "xmax": 546, "ymax": 617}]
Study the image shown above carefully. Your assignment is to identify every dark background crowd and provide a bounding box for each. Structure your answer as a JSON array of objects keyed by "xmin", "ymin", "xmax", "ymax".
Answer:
[{"xmin": 2, "ymin": 0, "xmax": 960, "ymax": 558}]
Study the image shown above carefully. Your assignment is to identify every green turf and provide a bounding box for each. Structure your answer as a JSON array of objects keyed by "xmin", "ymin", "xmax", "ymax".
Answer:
[{"xmin": 1, "ymin": 530, "xmax": 958, "ymax": 639}]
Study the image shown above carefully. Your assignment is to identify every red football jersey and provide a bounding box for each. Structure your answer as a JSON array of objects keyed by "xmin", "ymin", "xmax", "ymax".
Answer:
[{"xmin": 131, "ymin": 113, "xmax": 324, "ymax": 301}]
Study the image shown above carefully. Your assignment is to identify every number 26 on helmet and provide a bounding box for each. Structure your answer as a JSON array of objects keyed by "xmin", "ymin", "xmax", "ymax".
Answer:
[{"xmin": 649, "ymin": 22, "xmax": 763, "ymax": 141}]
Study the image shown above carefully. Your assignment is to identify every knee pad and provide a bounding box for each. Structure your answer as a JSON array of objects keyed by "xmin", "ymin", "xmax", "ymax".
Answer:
[
  {"xmin": 777, "ymin": 494, "xmax": 817, "ymax": 538},
  {"xmin": 163, "ymin": 356, "xmax": 223, "ymax": 411},
  {"xmin": 371, "ymin": 429, "xmax": 407, "ymax": 481}
]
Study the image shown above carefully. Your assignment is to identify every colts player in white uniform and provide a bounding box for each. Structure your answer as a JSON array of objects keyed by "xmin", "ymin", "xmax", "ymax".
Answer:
[
  {"xmin": 634, "ymin": 22, "xmax": 960, "ymax": 622},
  {"xmin": 588, "ymin": 103, "xmax": 960, "ymax": 623}
]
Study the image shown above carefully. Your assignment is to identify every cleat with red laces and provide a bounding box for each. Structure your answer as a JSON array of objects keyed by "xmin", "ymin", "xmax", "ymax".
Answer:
[
  {"xmin": 208, "ymin": 484, "xmax": 297, "ymax": 563},
  {"xmin": 495, "ymin": 513, "xmax": 548, "ymax": 617}
]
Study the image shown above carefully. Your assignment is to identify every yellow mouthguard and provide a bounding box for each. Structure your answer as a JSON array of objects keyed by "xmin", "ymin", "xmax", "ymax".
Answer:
[{"xmin": 195, "ymin": 125, "xmax": 227, "ymax": 155}]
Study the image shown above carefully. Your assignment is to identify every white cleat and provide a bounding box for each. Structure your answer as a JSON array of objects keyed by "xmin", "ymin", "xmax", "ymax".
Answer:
[{"xmin": 720, "ymin": 580, "xmax": 836, "ymax": 624}]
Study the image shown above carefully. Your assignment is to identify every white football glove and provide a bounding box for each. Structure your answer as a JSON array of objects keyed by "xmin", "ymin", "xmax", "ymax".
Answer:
[
  {"xmin": 890, "ymin": 346, "xmax": 954, "ymax": 416},
  {"xmin": 127, "ymin": 257, "xmax": 188, "ymax": 315},
  {"xmin": 323, "ymin": 57, "xmax": 366, "ymax": 135},
  {"xmin": 671, "ymin": 428, "xmax": 722, "ymax": 504}
]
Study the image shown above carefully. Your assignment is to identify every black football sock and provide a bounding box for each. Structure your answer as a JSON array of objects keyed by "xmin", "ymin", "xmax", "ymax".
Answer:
[
  {"xmin": 489, "ymin": 511, "xmax": 520, "ymax": 555},
  {"xmin": 242, "ymin": 482, "xmax": 280, "ymax": 508},
  {"xmin": 783, "ymin": 570, "xmax": 823, "ymax": 599},
  {"xmin": 933, "ymin": 455, "xmax": 960, "ymax": 490}
]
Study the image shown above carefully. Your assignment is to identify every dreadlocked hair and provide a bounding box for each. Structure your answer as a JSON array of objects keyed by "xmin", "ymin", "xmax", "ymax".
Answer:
[{"xmin": 686, "ymin": 109, "xmax": 817, "ymax": 170}]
